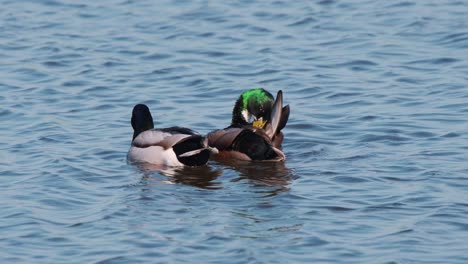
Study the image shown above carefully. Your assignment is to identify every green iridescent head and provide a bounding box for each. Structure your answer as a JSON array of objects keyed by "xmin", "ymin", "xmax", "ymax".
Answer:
[{"xmin": 232, "ymin": 88, "xmax": 275, "ymax": 126}]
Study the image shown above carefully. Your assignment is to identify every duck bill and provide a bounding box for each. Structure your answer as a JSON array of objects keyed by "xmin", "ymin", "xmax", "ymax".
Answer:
[{"xmin": 252, "ymin": 118, "xmax": 267, "ymax": 129}]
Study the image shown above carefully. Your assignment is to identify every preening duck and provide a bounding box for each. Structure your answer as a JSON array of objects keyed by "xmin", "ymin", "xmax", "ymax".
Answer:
[
  {"xmin": 231, "ymin": 88, "xmax": 290, "ymax": 148},
  {"xmin": 207, "ymin": 89, "xmax": 289, "ymax": 162},
  {"xmin": 128, "ymin": 104, "xmax": 215, "ymax": 167}
]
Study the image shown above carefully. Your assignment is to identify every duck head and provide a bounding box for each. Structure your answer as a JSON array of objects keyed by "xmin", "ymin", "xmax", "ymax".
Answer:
[
  {"xmin": 131, "ymin": 104, "xmax": 154, "ymax": 140},
  {"xmin": 231, "ymin": 88, "xmax": 275, "ymax": 128}
]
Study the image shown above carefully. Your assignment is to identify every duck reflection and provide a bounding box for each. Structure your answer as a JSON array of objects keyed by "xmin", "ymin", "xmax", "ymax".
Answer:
[
  {"xmin": 134, "ymin": 162, "xmax": 223, "ymax": 189},
  {"xmin": 132, "ymin": 160, "xmax": 296, "ymax": 191},
  {"xmin": 214, "ymin": 158, "xmax": 297, "ymax": 190}
]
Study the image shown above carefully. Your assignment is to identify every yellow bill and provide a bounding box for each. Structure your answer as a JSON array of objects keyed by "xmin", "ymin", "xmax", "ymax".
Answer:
[{"xmin": 252, "ymin": 119, "xmax": 267, "ymax": 129}]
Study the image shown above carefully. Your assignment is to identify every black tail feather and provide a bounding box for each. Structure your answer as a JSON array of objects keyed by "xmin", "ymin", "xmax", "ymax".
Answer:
[
  {"xmin": 232, "ymin": 130, "xmax": 279, "ymax": 161},
  {"xmin": 172, "ymin": 136, "xmax": 210, "ymax": 166}
]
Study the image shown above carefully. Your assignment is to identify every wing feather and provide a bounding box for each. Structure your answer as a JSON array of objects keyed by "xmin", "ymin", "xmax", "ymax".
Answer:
[
  {"xmin": 265, "ymin": 90, "xmax": 283, "ymax": 139},
  {"xmin": 157, "ymin": 134, "xmax": 192, "ymax": 149},
  {"xmin": 133, "ymin": 129, "xmax": 190, "ymax": 149},
  {"xmin": 278, "ymin": 104, "xmax": 290, "ymax": 132},
  {"xmin": 207, "ymin": 128, "xmax": 244, "ymax": 151}
]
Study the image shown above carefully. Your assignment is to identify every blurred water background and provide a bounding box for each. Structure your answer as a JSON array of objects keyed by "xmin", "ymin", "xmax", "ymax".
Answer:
[{"xmin": 1, "ymin": 0, "xmax": 468, "ymax": 263}]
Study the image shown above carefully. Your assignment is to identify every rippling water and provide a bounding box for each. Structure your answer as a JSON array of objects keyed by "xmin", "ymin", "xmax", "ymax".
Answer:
[{"xmin": 1, "ymin": 0, "xmax": 468, "ymax": 263}]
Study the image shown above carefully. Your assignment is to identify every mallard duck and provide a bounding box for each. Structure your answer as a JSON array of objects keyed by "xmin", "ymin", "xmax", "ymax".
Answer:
[
  {"xmin": 230, "ymin": 88, "xmax": 290, "ymax": 148},
  {"xmin": 207, "ymin": 89, "xmax": 289, "ymax": 162},
  {"xmin": 128, "ymin": 104, "xmax": 215, "ymax": 166}
]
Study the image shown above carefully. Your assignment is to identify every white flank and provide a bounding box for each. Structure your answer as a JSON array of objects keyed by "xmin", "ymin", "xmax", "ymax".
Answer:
[{"xmin": 128, "ymin": 146, "xmax": 184, "ymax": 166}]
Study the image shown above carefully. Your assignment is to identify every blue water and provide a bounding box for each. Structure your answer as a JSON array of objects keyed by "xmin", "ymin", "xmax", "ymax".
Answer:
[{"xmin": 1, "ymin": 0, "xmax": 468, "ymax": 263}]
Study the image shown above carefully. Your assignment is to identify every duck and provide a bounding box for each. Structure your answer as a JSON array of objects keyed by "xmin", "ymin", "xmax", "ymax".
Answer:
[
  {"xmin": 230, "ymin": 88, "xmax": 290, "ymax": 148},
  {"xmin": 207, "ymin": 88, "xmax": 289, "ymax": 162},
  {"xmin": 128, "ymin": 104, "xmax": 216, "ymax": 166}
]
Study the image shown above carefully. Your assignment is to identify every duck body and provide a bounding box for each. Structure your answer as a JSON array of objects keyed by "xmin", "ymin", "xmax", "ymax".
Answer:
[
  {"xmin": 207, "ymin": 126, "xmax": 285, "ymax": 162},
  {"xmin": 129, "ymin": 127, "xmax": 212, "ymax": 166},
  {"xmin": 128, "ymin": 104, "xmax": 213, "ymax": 167}
]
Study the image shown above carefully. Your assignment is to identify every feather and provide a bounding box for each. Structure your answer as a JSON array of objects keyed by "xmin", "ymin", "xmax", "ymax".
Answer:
[
  {"xmin": 132, "ymin": 130, "xmax": 190, "ymax": 149},
  {"xmin": 278, "ymin": 104, "xmax": 290, "ymax": 132},
  {"xmin": 157, "ymin": 134, "xmax": 193, "ymax": 149},
  {"xmin": 207, "ymin": 128, "xmax": 243, "ymax": 151},
  {"xmin": 179, "ymin": 148, "xmax": 209, "ymax": 157},
  {"xmin": 264, "ymin": 90, "xmax": 283, "ymax": 139},
  {"xmin": 160, "ymin": 126, "xmax": 199, "ymax": 135}
]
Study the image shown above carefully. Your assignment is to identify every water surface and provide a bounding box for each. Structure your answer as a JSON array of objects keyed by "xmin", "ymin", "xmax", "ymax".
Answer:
[{"xmin": 1, "ymin": 0, "xmax": 468, "ymax": 263}]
